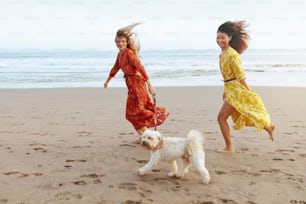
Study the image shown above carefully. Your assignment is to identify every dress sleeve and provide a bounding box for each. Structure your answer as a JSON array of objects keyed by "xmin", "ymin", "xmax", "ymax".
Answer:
[
  {"xmin": 127, "ymin": 50, "xmax": 149, "ymax": 81},
  {"xmin": 109, "ymin": 55, "xmax": 120, "ymax": 78},
  {"xmin": 231, "ymin": 53, "xmax": 246, "ymax": 81}
]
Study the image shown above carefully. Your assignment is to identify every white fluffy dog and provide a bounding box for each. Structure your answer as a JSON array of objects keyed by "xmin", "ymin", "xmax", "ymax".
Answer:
[{"xmin": 138, "ymin": 129, "xmax": 210, "ymax": 184}]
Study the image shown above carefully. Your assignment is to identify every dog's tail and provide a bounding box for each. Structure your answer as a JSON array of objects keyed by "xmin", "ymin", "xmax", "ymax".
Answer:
[{"xmin": 186, "ymin": 130, "xmax": 204, "ymax": 149}]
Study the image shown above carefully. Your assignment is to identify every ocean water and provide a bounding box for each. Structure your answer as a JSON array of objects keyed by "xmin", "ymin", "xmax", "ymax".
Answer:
[{"xmin": 1, "ymin": 49, "xmax": 306, "ymax": 88}]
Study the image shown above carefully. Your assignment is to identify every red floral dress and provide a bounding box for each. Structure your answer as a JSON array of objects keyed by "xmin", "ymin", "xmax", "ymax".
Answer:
[{"xmin": 108, "ymin": 48, "xmax": 169, "ymax": 130}]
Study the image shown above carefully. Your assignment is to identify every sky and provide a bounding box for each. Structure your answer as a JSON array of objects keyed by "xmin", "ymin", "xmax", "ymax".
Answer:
[{"xmin": 0, "ymin": 0, "xmax": 306, "ymax": 50}]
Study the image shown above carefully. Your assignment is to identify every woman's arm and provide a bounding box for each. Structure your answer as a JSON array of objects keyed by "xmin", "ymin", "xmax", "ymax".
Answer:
[
  {"xmin": 231, "ymin": 52, "xmax": 249, "ymax": 90},
  {"xmin": 104, "ymin": 76, "xmax": 112, "ymax": 88},
  {"xmin": 104, "ymin": 55, "xmax": 120, "ymax": 88},
  {"xmin": 146, "ymin": 80, "xmax": 156, "ymax": 95}
]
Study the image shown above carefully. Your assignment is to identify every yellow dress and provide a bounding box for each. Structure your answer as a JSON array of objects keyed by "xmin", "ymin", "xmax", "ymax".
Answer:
[{"xmin": 219, "ymin": 47, "xmax": 271, "ymax": 131}]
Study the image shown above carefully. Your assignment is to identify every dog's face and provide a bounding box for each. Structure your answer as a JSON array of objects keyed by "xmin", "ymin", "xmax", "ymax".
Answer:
[{"xmin": 140, "ymin": 129, "xmax": 162, "ymax": 150}]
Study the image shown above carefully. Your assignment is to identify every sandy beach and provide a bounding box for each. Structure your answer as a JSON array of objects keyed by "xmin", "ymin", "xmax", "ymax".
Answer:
[{"xmin": 0, "ymin": 87, "xmax": 305, "ymax": 204}]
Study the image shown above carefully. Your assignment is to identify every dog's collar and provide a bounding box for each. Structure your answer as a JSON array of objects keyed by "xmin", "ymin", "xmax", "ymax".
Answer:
[{"xmin": 152, "ymin": 138, "xmax": 164, "ymax": 152}]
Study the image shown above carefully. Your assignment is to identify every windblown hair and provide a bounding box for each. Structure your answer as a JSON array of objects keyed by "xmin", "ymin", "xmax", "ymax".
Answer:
[
  {"xmin": 116, "ymin": 23, "xmax": 141, "ymax": 57},
  {"xmin": 217, "ymin": 21, "xmax": 250, "ymax": 54}
]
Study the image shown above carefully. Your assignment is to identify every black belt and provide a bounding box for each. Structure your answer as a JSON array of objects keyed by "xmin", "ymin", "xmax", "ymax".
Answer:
[
  {"xmin": 123, "ymin": 74, "xmax": 135, "ymax": 78},
  {"xmin": 223, "ymin": 78, "xmax": 236, "ymax": 82}
]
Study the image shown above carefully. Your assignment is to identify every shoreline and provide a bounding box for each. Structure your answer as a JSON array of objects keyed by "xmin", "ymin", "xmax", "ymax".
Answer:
[{"xmin": 1, "ymin": 85, "xmax": 306, "ymax": 89}]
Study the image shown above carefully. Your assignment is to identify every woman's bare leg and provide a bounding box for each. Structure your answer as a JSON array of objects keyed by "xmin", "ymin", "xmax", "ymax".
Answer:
[
  {"xmin": 217, "ymin": 102, "xmax": 236, "ymax": 153},
  {"xmin": 134, "ymin": 127, "xmax": 147, "ymax": 144},
  {"xmin": 264, "ymin": 125, "xmax": 275, "ymax": 141}
]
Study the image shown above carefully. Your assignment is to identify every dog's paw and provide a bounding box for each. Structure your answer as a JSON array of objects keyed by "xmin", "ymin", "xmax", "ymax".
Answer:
[
  {"xmin": 167, "ymin": 171, "xmax": 177, "ymax": 177},
  {"xmin": 175, "ymin": 172, "xmax": 185, "ymax": 178},
  {"xmin": 137, "ymin": 168, "xmax": 146, "ymax": 176},
  {"xmin": 202, "ymin": 175, "xmax": 210, "ymax": 184}
]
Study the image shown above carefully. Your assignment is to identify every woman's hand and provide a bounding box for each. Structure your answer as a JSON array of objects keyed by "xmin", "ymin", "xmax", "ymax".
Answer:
[
  {"xmin": 239, "ymin": 79, "xmax": 249, "ymax": 90},
  {"xmin": 104, "ymin": 77, "xmax": 112, "ymax": 88}
]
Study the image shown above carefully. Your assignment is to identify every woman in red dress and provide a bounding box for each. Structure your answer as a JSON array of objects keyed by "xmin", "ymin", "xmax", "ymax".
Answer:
[{"xmin": 104, "ymin": 23, "xmax": 169, "ymax": 137}]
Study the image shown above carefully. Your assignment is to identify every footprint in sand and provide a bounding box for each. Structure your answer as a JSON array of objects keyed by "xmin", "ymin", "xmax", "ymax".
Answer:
[
  {"xmin": 274, "ymin": 157, "xmax": 295, "ymax": 162},
  {"xmin": 58, "ymin": 140, "xmax": 68, "ymax": 143},
  {"xmin": 231, "ymin": 169, "xmax": 261, "ymax": 177},
  {"xmin": 72, "ymin": 180, "xmax": 87, "ymax": 186},
  {"xmin": 32, "ymin": 132, "xmax": 50, "ymax": 136},
  {"xmin": 77, "ymin": 131, "xmax": 92, "ymax": 137},
  {"xmin": 124, "ymin": 200, "xmax": 142, "ymax": 204},
  {"xmin": 246, "ymin": 201, "xmax": 257, "ymax": 204},
  {"xmin": 131, "ymin": 157, "xmax": 148, "ymax": 164},
  {"xmin": 220, "ymin": 199, "xmax": 239, "ymax": 204},
  {"xmin": 3, "ymin": 171, "xmax": 43, "ymax": 178},
  {"xmin": 260, "ymin": 169, "xmax": 280, "ymax": 173},
  {"xmin": 293, "ymin": 146, "xmax": 301, "ymax": 149},
  {"xmin": 118, "ymin": 182, "xmax": 138, "ymax": 191},
  {"xmin": 282, "ymin": 132, "xmax": 298, "ymax": 135},
  {"xmin": 215, "ymin": 170, "xmax": 227, "ymax": 175},
  {"xmin": 3, "ymin": 171, "xmax": 19, "ymax": 176},
  {"xmin": 72, "ymin": 145, "xmax": 92, "ymax": 149},
  {"xmin": 33, "ymin": 147, "xmax": 47, "ymax": 153},
  {"xmin": 123, "ymin": 185, "xmax": 152, "ymax": 200},
  {"xmin": 92, "ymin": 179, "xmax": 102, "ymax": 184},
  {"xmin": 65, "ymin": 159, "xmax": 87, "ymax": 163},
  {"xmin": 204, "ymin": 131, "xmax": 217, "ymax": 135},
  {"xmin": 0, "ymin": 198, "xmax": 8, "ymax": 203},
  {"xmin": 292, "ymin": 125, "xmax": 306, "ymax": 128},
  {"xmin": 120, "ymin": 144, "xmax": 136, "ymax": 147},
  {"xmin": 290, "ymin": 200, "xmax": 306, "ymax": 204},
  {"xmin": 299, "ymin": 154, "xmax": 306, "ymax": 158},
  {"xmin": 54, "ymin": 191, "xmax": 82, "ymax": 200},
  {"xmin": 197, "ymin": 202, "xmax": 216, "ymax": 204},
  {"xmin": 60, "ymin": 174, "xmax": 104, "ymax": 187},
  {"xmin": 153, "ymin": 177, "xmax": 180, "ymax": 185},
  {"xmin": 276, "ymin": 149, "xmax": 295, "ymax": 153},
  {"xmin": 32, "ymin": 172, "xmax": 43, "ymax": 176},
  {"xmin": 80, "ymin": 173, "xmax": 105, "ymax": 179},
  {"xmin": 170, "ymin": 184, "xmax": 182, "ymax": 192},
  {"xmin": 3, "ymin": 172, "xmax": 28, "ymax": 178}
]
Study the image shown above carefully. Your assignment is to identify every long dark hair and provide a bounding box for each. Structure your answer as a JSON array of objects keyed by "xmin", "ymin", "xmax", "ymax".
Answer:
[{"xmin": 217, "ymin": 21, "xmax": 250, "ymax": 54}]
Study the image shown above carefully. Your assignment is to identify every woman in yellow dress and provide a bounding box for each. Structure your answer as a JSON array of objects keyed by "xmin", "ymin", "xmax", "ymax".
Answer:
[{"xmin": 216, "ymin": 21, "xmax": 275, "ymax": 153}]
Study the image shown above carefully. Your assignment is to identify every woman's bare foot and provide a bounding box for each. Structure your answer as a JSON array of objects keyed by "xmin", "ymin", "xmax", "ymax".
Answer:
[
  {"xmin": 136, "ymin": 127, "xmax": 147, "ymax": 135},
  {"xmin": 265, "ymin": 125, "xmax": 275, "ymax": 141},
  {"xmin": 134, "ymin": 127, "xmax": 147, "ymax": 144},
  {"xmin": 216, "ymin": 147, "xmax": 235, "ymax": 154}
]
